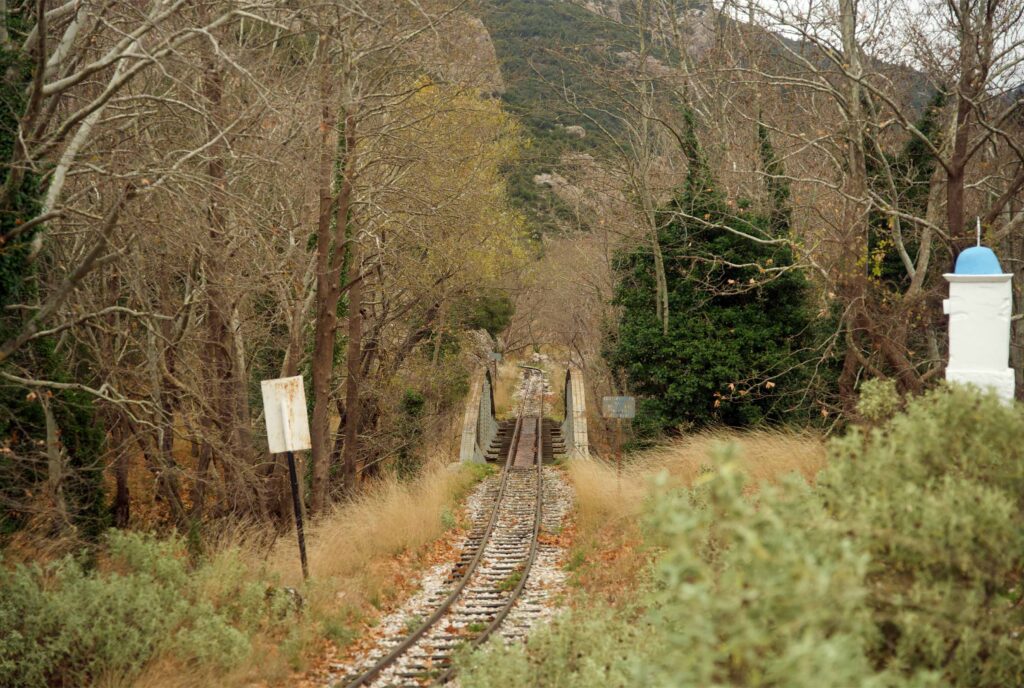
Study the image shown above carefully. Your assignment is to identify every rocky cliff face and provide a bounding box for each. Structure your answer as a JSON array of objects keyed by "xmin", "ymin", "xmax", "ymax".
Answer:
[
  {"xmin": 425, "ymin": 12, "xmax": 505, "ymax": 94},
  {"xmin": 580, "ymin": 0, "xmax": 622, "ymax": 21},
  {"xmin": 570, "ymin": 0, "xmax": 716, "ymax": 64}
]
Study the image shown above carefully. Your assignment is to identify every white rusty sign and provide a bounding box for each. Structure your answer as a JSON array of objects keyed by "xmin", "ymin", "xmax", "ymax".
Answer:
[
  {"xmin": 261, "ymin": 376, "xmax": 312, "ymax": 453},
  {"xmin": 602, "ymin": 396, "xmax": 636, "ymax": 419}
]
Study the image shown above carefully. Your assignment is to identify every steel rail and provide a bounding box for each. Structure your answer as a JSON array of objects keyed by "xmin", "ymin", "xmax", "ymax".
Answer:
[
  {"xmin": 432, "ymin": 401, "xmax": 544, "ymax": 685},
  {"xmin": 341, "ymin": 371, "xmax": 542, "ymax": 688}
]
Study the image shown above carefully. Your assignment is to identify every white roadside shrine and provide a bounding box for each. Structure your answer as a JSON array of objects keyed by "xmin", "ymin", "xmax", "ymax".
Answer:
[{"xmin": 943, "ymin": 245, "xmax": 1015, "ymax": 402}]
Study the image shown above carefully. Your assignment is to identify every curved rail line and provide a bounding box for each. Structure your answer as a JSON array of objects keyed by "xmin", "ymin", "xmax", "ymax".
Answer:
[{"xmin": 342, "ymin": 370, "xmax": 545, "ymax": 687}]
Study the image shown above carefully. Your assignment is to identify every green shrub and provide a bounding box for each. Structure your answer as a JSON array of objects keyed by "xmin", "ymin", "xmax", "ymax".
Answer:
[
  {"xmin": 0, "ymin": 531, "xmax": 286, "ymax": 687},
  {"xmin": 321, "ymin": 610, "xmax": 360, "ymax": 648},
  {"xmin": 441, "ymin": 508, "xmax": 457, "ymax": 530},
  {"xmin": 173, "ymin": 613, "xmax": 250, "ymax": 668},
  {"xmin": 821, "ymin": 386, "xmax": 1024, "ymax": 685},
  {"xmin": 638, "ymin": 461, "xmax": 892, "ymax": 687},
  {"xmin": 857, "ymin": 378, "xmax": 903, "ymax": 423},
  {"xmin": 192, "ymin": 544, "xmax": 282, "ymax": 632},
  {"xmin": 464, "ymin": 455, "xmax": 916, "ymax": 687}
]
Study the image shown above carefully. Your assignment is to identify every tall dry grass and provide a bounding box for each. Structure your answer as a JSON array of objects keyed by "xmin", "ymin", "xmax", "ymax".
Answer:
[
  {"xmin": 573, "ymin": 429, "xmax": 825, "ymax": 530},
  {"xmin": 566, "ymin": 455, "xmax": 652, "ymax": 602},
  {"xmin": 640, "ymin": 428, "xmax": 827, "ymax": 486},
  {"xmin": 492, "ymin": 358, "xmax": 518, "ymax": 417},
  {"xmin": 126, "ymin": 459, "xmax": 485, "ymax": 687},
  {"xmin": 566, "ymin": 429, "xmax": 826, "ymax": 601},
  {"xmin": 258, "ymin": 458, "xmax": 483, "ymax": 668},
  {"xmin": 266, "ymin": 460, "xmax": 479, "ymax": 589},
  {"xmin": 537, "ymin": 356, "xmax": 566, "ymax": 417}
]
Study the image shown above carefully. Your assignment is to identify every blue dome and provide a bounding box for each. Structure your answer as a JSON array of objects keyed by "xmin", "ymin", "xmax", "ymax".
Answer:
[{"xmin": 955, "ymin": 246, "xmax": 1002, "ymax": 275}]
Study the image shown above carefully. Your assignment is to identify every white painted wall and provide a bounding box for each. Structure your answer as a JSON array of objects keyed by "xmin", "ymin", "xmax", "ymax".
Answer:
[{"xmin": 943, "ymin": 274, "xmax": 1015, "ymax": 402}]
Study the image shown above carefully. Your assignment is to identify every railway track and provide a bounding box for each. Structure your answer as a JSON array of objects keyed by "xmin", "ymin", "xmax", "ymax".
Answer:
[{"xmin": 341, "ymin": 370, "xmax": 546, "ymax": 687}]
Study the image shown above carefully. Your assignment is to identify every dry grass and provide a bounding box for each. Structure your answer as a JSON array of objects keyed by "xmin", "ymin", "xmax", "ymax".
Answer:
[
  {"xmin": 638, "ymin": 428, "xmax": 827, "ymax": 486},
  {"xmin": 565, "ymin": 429, "xmax": 826, "ymax": 602},
  {"xmin": 259, "ymin": 458, "xmax": 483, "ymax": 674},
  {"xmin": 124, "ymin": 458, "xmax": 485, "ymax": 687},
  {"xmin": 569, "ymin": 457, "xmax": 651, "ymax": 536},
  {"xmin": 564, "ymin": 457, "xmax": 652, "ymax": 603},
  {"xmin": 265, "ymin": 459, "xmax": 478, "ymax": 589},
  {"xmin": 537, "ymin": 356, "xmax": 566, "ymax": 418},
  {"xmin": 492, "ymin": 357, "xmax": 522, "ymax": 418},
  {"xmin": 118, "ymin": 659, "xmax": 264, "ymax": 688},
  {"xmin": 574, "ymin": 428, "xmax": 826, "ymax": 532}
]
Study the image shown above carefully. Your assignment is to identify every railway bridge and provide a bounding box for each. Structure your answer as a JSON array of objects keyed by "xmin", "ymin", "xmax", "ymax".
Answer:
[{"xmin": 457, "ymin": 364, "xmax": 590, "ymax": 465}]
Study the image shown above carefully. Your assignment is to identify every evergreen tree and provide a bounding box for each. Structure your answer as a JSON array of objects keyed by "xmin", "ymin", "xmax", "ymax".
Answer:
[
  {"xmin": 865, "ymin": 90, "xmax": 945, "ymax": 289},
  {"xmin": 1, "ymin": 9, "xmax": 107, "ymax": 539},
  {"xmin": 757, "ymin": 119, "xmax": 792, "ymax": 235},
  {"xmin": 605, "ymin": 113, "xmax": 815, "ymax": 436}
]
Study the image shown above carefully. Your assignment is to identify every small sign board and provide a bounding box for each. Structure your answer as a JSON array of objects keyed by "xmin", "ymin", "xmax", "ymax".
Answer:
[
  {"xmin": 602, "ymin": 396, "xmax": 636, "ymax": 419},
  {"xmin": 489, "ymin": 352, "xmax": 503, "ymax": 362},
  {"xmin": 261, "ymin": 376, "xmax": 311, "ymax": 453}
]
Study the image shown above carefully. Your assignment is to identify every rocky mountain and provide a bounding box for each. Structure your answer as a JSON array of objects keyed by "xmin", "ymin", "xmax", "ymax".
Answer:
[
  {"xmin": 473, "ymin": 0, "xmax": 937, "ymax": 236},
  {"xmin": 472, "ymin": 0, "xmax": 721, "ymax": 234},
  {"xmin": 476, "ymin": 0, "xmax": 638, "ymax": 233},
  {"xmin": 420, "ymin": 12, "xmax": 505, "ymax": 94}
]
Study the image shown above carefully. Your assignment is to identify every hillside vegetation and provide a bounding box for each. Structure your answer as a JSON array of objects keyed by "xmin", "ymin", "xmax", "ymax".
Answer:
[{"xmin": 480, "ymin": 0, "xmax": 638, "ymax": 232}]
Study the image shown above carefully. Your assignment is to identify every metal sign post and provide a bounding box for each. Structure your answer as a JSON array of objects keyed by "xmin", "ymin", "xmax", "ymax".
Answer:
[
  {"xmin": 602, "ymin": 396, "xmax": 635, "ymax": 480},
  {"xmin": 615, "ymin": 418, "xmax": 622, "ymax": 477},
  {"xmin": 261, "ymin": 376, "xmax": 312, "ymax": 579},
  {"xmin": 488, "ymin": 352, "xmax": 503, "ymax": 380}
]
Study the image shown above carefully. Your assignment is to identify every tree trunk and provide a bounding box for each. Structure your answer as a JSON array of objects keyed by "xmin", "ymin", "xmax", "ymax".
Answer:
[
  {"xmin": 651, "ymin": 232, "xmax": 669, "ymax": 335},
  {"xmin": 111, "ymin": 422, "xmax": 131, "ymax": 528},
  {"xmin": 342, "ymin": 232, "xmax": 362, "ymax": 489},
  {"xmin": 0, "ymin": 2, "xmax": 9, "ymax": 49},
  {"xmin": 201, "ymin": 38, "xmax": 256, "ymax": 514},
  {"xmin": 947, "ymin": 0, "xmax": 975, "ymax": 245},
  {"xmin": 309, "ymin": 71, "xmax": 339, "ymax": 515},
  {"xmin": 310, "ymin": 66, "xmax": 357, "ymax": 512},
  {"xmin": 839, "ymin": 0, "xmax": 868, "ymax": 228},
  {"xmin": 127, "ymin": 416, "xmax": 187, "ymax": 528},
  {"xmin": 836, "ymin": 0, "xmax": 874, "ymax": 402},
  {"xmin": 189, "ymin": 440, "xmax": 212, "ymax": 523},
  {"xmin": 145, "ymin": 324, "xmax": 188, "ymax": 528},
  {"xmin": 39, "ymin": 394, "xmax": 70, "ymax": 532},
  {"xmin": 229, "ymin": 304, "xmax": 253, "ymax": 458}
]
